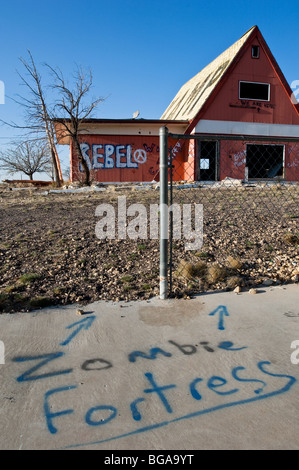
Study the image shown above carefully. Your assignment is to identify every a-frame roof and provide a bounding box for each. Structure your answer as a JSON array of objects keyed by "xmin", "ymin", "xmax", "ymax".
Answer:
[{"xmin": 161, "ymin": 26, "xmax": 299, "ymax": 127}]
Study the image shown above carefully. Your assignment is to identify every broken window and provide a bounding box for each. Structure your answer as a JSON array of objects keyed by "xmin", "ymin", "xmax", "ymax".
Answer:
[
  {"xmin": 246, "ymin": 144, "xmax": 284, "ymax": 179},
  {"xmin": 239, "ymin": 81, "xmax": 270, "ymax": 101}
]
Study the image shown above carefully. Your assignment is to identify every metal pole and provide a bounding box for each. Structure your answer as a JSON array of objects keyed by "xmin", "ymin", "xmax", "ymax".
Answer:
[
  {"xmin": 169, "ymin": 147, "xmax": 173, "ymax": 296},
  {"xmin": 159, "ymin": 126, "xmax": 168, "ymax": 299}
]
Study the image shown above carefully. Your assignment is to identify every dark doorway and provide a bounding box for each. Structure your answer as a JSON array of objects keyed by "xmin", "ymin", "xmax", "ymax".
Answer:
[
  {"xmin": 246, "ymin": 144, "xmax": 284, "ymax": 179},
  {"xmin": 197, "ymin": 141, "xmax": 218, "ymax": 181}
]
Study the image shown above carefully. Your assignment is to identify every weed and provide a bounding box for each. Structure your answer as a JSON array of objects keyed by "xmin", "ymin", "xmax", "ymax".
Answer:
[
  {"xmin": 195, "ymin": 251, "xmax": 209, "ymax": 259},
  {"xmin": 3, "ymin": 285, "xmax": 17, "ymax": 293},
  {"xmin": 142, "ymin": 284, "xmax": 151, "ymax": 291},
  {"xmin": 137, "ymin": 244, "xmax": 146, "ymax": 251},
  {"xmin": 128, "ymin": 253, "xmax": 138, "ymax": 260},
  {"xmin": 19, "ymin": 273, "xmax": 40, "ymax": 284},
  {"xmin": 121, "ymin": 275, "xmax": 134, "ymax": 283},
  {"xmin": 123, "ymin": 285, "xmax": 134, "ymax": 292},
  {"xmin": 53, "ymin": 286, "xmax": 66, "ymax": 295},
  {"xmin": 47, "ymin": 230, "xmax": 57, "ymax": 238},
  {"xmin": 0, "ymin": 242, "xmax": 11, "ymax": 249},
  {"xmin": 0, "ymin": 292, "xmax": 29, "ymax": 311}
]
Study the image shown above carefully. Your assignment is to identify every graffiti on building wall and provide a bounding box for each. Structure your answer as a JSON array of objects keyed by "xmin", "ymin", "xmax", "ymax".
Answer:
[
  {"xmin": 231, "ymin": 150, "xmax": 246, "ymax": 168},
  {"xmin": 286, "ymin": 158, "xmax": 299, "ymax": 168},
  {"xmin": 79, "ymin": 143, "xmax": 148, "ymax": 172}
]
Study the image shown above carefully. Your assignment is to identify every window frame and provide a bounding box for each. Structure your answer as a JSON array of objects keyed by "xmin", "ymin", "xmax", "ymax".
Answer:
[
  {"xmin": 251, "ymin": 45, "xmax": 260, "ymax": 59},
  {"xmin": 245, "ymin": 143, "xmax": 285, "ymax": 180},
  {"xmin": 239, "ymin": 80, "xmax": 270, "ymax": 102}
]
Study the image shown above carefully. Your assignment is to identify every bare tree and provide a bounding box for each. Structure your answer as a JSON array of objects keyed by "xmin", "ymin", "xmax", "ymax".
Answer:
[
  {"xmin": 0, "ymin": 51, "xmax": 63, "ymax": 186},
  {"xmin": 0, "ymin": 141, "xmax": 51, "ymax": 180},
  {"xmin": 49, "ymin": 66, "xmax": 104, "ymax": 185}
]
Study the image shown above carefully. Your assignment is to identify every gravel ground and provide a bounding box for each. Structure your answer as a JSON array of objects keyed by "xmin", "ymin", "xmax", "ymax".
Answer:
[{"xmin": 0, "ymin": 182, "xmax": 298, "ymax": 313}]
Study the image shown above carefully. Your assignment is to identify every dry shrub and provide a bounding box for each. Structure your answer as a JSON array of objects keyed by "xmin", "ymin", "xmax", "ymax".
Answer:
[
  {"xmin": 176, "ymin": 260, "xmax": 207, "ymax": 280},
  {"xmin": 226, "ymin": 276, "xmax": 244, "ymax": 289},
  {"xmin": 226, "ymin": 255, "xmax": 243, "ymax": 270},
  {"xmin": 283, "ymin": 232, "xmax": 299, "ymax": 245},
  {"xmin": 207, "ymin": 263, "xmax": 228, "ymax": 284}
]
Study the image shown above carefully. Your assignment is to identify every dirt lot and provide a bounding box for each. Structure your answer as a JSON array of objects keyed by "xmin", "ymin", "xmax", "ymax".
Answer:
[{"xmin": 0, "ymin": 182, "xmax": 298, "ymax": 313}]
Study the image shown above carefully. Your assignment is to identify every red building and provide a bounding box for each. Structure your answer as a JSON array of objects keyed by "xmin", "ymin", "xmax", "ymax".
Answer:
[{"xmin": 54, "ymin": 26, "xmax": 299, "ymax": 183}]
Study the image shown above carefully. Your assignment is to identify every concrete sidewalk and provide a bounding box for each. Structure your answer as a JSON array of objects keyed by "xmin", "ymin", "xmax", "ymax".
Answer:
[{"xmin": 0, "ymin": 284, "xmax": 298, "ymax": 450}]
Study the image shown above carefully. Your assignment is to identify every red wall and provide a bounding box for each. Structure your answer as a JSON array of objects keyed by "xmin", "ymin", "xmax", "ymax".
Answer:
[
  {"xmin": 218, "ymin": 141, "xmax": 299, "ymax": 181},
  {"xmin": 201, "ymin": 36, "xmax": 299, "ymax": 126},
  {"xmin": 285, "ymin": 143, "xmax": 299, "ymax": 181},
  {"xmin": 71, "ymin": 135, "xmax": 299, "ymax": 183},
  {"xmin": 70, "ymin": 134, "xmax": 186, "ymax": 183}
]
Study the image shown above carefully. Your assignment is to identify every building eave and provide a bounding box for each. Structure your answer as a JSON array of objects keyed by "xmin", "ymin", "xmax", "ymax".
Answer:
[{"xmin": 53, "ymin": 118, "xmax": 189, "ymax": 144}]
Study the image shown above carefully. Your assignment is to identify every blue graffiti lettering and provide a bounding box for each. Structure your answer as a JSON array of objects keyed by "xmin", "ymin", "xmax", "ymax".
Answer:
[
  {"xmin": 207, "ymin": 376, "xmax": 239, "ymax": 396},
  {"xmin": 218, "ymin": 341, "xmax": 247, "ymax": 351},
  {"xmin": 14, "ymin": 352, "xmax": 72, "ymax": 382},
  {"xmin": 231, "ymin": 366, "xmax": 266, "ymax": 394},
  {"xmin": 209, "ymin": 305, "xmax": 229, "ymax": 330},
  {"xmin": 85, "ymin": 405, "xmax": 118, "ymax": 427},
  {"xmin": 44, "ymin": 386, "xmax": 77, "ymax": 434},
  {"xmin": 189, "ymin": 378, "xmax": 203, "ymax": 400},
  {"xmin": 143, "ymin": 372, "xmax": 176, "ymax": 414},
  {"xmin": 130, "ymin": 397, "xmax": 146, "ymax": 421},
  {"xmin": 52, "ymin": 361, "xmax": 296, "ymax": 449},
  {"xmin": 60, "ymin": 315, "xmax": 96, "ymax": 347}
]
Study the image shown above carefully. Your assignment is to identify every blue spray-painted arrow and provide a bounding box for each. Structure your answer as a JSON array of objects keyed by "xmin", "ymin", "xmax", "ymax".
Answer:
[
  {"xmin": 209, "ymin": 305, "xmax": 229, "ymax": 331},
  {"xmin": 60, "ymin": 315, "xmax": 96, "ymax": 346}
]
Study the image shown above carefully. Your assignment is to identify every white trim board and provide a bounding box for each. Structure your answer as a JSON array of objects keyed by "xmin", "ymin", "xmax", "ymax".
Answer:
[{"xmin": 195, "ymin": 120, "xmax": 299, "ymax": 138}]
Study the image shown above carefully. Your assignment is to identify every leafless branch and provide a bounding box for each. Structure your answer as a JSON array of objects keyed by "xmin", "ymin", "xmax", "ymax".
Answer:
[{"xmin": 0, "ymin": 140, "xmax": 51, "ymax": 180}]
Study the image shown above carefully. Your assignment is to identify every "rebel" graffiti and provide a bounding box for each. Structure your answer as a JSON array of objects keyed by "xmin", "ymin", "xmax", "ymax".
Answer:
[{"xmin": 79, "ymin": 143, "xmax": 147, "ymax": 171}]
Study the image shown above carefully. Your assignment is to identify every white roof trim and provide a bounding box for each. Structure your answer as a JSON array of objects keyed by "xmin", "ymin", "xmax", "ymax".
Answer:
[{"xmin": 195, "ymin": 119, "xmax": 299, "ymax": 137}]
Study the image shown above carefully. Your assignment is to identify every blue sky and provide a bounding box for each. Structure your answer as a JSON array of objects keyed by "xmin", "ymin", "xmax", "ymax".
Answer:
[{"xmin": 0, "ymin": 0, "xmax": 299, "ymax": 180}]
